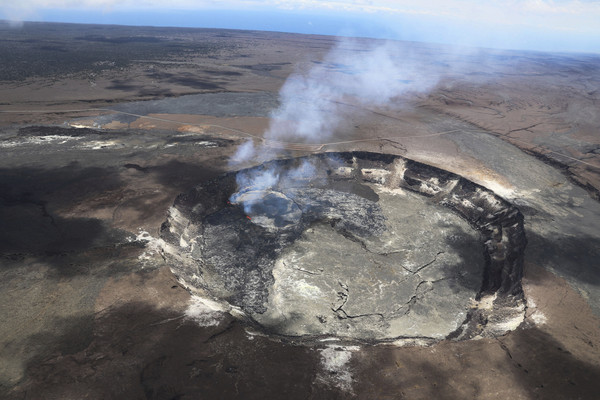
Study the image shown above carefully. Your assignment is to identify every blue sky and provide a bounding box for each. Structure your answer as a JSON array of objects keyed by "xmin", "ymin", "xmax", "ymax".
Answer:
[{"xmin": 2, "ymin": 1, "xmax": 600, "ymax": 53}]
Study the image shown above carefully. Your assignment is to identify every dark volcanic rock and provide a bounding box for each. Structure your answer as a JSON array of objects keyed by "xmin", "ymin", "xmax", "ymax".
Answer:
[
  {"xmin": 18, "ymin": 126, "xmax": 103, "ymax": 137},
  {"xmin": 170, "ymin": 182, "xmax": 387, "ymax": 314}
]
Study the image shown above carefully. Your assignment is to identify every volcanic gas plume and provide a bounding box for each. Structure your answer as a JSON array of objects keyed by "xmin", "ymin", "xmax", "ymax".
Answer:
[{"xmin": 230, "ymin": 38, "xmax": 444, "ymax": 209}]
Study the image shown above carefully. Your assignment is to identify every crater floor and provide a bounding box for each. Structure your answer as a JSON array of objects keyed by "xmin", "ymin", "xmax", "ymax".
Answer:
[
  {"xmin": 163, "ymin": 152, "xmax": 524, "ymax": 341},
  {"xmin": 257, "ymin": 187, "xmax": 483, "ymax": 339}
]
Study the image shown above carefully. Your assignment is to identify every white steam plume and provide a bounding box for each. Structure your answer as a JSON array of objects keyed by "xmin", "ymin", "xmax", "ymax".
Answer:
[
  {"xmin": 234, "ymin": 38, "xmax": 441, "ymax": 163},
  {"xmin": 230, "ymin": 38, "xmax": 442, "ymax": 216},
  {"xmin": 230, "ymin": 168, "xmax": 280, "ymax": 215}
]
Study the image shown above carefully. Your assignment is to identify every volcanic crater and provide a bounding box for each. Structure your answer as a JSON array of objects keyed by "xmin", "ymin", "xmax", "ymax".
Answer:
[{"xmin": 160, "ymin": 152, "xmax": 527, "ymax": 342}]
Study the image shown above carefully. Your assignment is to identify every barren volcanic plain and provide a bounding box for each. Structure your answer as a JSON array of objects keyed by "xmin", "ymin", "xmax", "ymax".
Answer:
[{"xmin": 1, "ymin": 21, "xmax": 600, "ymax": 399}]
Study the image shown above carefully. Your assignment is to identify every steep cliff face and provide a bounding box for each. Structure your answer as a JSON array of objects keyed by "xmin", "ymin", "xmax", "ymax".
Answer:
[
  {"xmin": 396, "ymin": 155, "xmax": 527, "ymax": 297},
  {"xmin": 160, "ymin": 152, "xmax": 527, "ymax": 342}
]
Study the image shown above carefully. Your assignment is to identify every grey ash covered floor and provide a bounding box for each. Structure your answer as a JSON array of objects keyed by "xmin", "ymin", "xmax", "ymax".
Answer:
[{"xmin": 254, "ymin": 188, "xmax": 483, "ymax": 340}]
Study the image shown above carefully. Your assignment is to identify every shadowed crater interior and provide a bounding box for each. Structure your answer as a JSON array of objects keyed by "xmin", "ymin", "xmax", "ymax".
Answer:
[{"xmin": 161, "ymin": 152, "xmax": 527, "ymax": 342}]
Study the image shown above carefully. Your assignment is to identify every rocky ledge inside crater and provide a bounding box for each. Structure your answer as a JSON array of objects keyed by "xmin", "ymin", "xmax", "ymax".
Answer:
[{"xmin": 159, "ymin": 152, "xmax": 527, "ymax": 342}]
